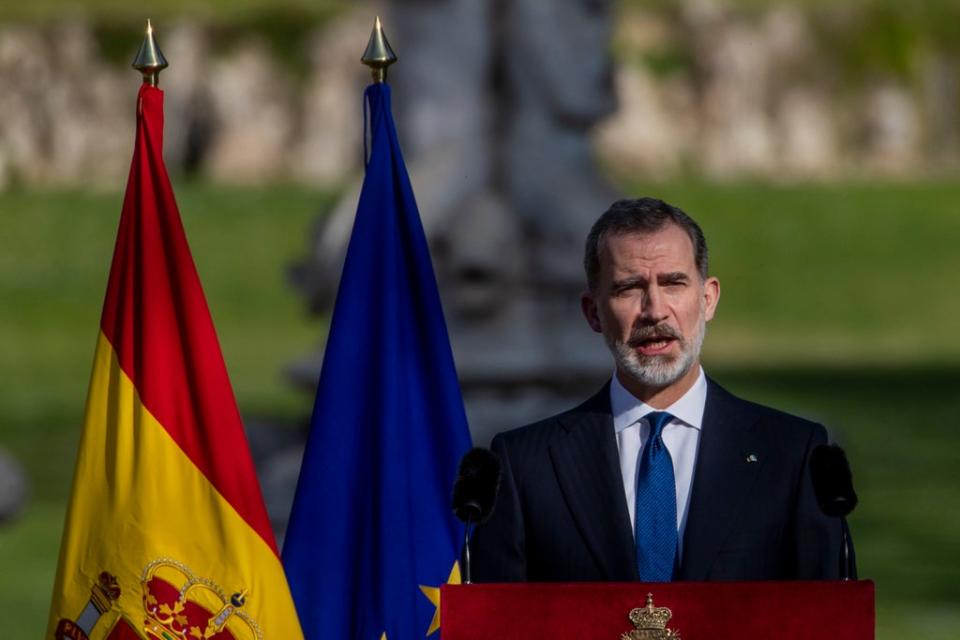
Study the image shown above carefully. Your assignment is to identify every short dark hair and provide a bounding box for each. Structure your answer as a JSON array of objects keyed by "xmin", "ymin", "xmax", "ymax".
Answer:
[{"xmin": 584, "ymin": 197, "xmax": 708, "ymax": 291}]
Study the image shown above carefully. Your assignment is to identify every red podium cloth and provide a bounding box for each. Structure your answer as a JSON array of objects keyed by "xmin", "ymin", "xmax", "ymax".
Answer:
[{"xmin": 442, "ymin": 581, "xmax": 874, "ymax": 639}]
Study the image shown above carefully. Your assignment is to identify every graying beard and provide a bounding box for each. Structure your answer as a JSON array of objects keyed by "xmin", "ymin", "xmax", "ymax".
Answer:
[{"xmin": 610, "ymin": 315, "xmax": 705, "ymax": 389}]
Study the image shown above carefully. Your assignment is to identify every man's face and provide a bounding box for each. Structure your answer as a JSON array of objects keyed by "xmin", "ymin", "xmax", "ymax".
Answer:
[{"xmin": 581, "ymin": 224, "xmax": 720, "ymax": 391}]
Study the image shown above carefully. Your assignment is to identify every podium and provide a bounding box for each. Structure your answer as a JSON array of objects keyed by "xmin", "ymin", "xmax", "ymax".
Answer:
[{"xmin": 441, "ymin": 581, "xmax": 875, "ymax": 639}]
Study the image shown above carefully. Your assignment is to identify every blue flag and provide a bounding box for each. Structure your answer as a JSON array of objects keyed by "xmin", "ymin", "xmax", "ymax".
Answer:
[{"xmin": 282, "ymin": 82, "xmax": 473, "ymax": 640}]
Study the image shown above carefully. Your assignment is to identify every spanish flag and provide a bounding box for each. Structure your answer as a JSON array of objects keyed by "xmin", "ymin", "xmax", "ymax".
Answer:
[{"xmin": 46, "ymin": 84, "xmax": 303, "ymax": 640}]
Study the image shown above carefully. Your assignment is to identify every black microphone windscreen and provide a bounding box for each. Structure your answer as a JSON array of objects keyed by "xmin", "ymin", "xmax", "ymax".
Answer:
[
  {"xmin": 809, "ymin": 444, "xmax": 858, "ymax": 518},
  {"xmin": 452, "ymin": 447, "xmax": 501, "ymax": 524}
]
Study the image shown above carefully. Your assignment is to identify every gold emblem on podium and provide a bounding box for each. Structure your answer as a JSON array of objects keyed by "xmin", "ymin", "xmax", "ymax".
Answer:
[{"xmin": 620, "ymin": 593, "xmax": 679, "ymax": 640}]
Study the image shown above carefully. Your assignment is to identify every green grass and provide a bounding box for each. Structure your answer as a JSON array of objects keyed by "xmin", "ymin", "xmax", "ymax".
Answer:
[{"xmin": 2, "ymin": 181, "xmax": 959, "ymax": 638}]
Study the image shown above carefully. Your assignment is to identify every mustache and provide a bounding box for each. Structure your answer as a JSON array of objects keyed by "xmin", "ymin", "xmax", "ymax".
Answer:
[{"xmin": 627, "ymin": 324, "xmax": 682, "ymax": 347}]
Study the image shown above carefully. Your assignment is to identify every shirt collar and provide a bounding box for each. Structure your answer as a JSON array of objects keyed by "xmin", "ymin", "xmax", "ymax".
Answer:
[{"xmin": 611, "ymin": 366, "xmax": 707, "ymax": 433}]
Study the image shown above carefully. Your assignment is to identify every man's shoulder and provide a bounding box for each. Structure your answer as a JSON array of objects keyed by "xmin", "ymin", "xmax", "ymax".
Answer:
[
  {"xmin": 707, "ymin": 377, "xmax": 827, "ymax": 443},
  {"xmin": 491, "ymin": 383, "xmax": 611, "ymax": 451}
]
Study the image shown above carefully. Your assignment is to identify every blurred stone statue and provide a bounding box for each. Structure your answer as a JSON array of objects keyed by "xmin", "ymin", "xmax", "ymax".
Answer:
[{"xmin": 291, "ymin": 0, "xmax": 619, "ymax": 444}]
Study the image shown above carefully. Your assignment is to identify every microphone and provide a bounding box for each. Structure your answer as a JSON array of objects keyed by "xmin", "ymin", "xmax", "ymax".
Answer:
[
  {"xmin": 810, "ymin": 444, "xmax": 858, "ymax": 517},
  {"xmin": 809, "ymin": 444, "xmax": 858, "ymax": 579},
  {"xmin": 451, "ymin": 447, "xmax": 501, "ymax": 583}
]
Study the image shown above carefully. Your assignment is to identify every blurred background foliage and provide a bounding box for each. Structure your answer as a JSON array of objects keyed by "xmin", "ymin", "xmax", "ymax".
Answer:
[
  {"xmin": 0, "ymin": 0, "xmax": 348, "ymax": 81},
  {"xmin": 3, "ymin": 0, "xmax": 960, "ymax": 86},
  {"xmin": 621, "ymin": 0, "xmax": 960, "ymax": 81},
  {"xmin": 1, "ymin": 1, "xmax": 959, "ymax": 638}
]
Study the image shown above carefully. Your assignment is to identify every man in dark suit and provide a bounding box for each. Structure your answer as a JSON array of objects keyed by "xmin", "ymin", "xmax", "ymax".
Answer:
[{"xmin": 472, "ymin": 198, "xmax": 851, "ymax": 582}]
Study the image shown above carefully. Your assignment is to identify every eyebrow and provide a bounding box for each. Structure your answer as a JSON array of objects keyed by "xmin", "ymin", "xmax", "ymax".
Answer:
[
  {"xmin": 658, "ymin": 272, "xmax": 690, "ymax": 284},
  {"xmin": 611, "ymin": 275, "xmax": 648, "ymax": 290},
  {"xmin": 610, "ymin": 272, "xmax": 691, "ymax": 291}
]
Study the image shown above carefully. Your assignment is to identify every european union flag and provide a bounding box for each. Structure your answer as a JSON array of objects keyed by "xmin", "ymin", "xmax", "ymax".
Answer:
[{"xmin": 282, "ymin": 81, "xmax": 472, "ymax": 640}]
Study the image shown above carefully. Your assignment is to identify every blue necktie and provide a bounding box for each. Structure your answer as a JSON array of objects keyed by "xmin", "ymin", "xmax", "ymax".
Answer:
[{"xmin": 635, "ymin": 411, "xmax": 678, "ymax": 581}]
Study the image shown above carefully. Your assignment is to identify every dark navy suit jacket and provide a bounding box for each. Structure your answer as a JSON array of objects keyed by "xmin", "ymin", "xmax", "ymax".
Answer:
[{"xmin": 472, "ymin": 378, "xmax": 852, "ymax": 582}]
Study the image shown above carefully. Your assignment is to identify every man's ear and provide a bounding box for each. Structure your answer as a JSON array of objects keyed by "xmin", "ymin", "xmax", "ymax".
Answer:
[
  {"xmin": 703, "ymin": 276, "xmax": 720, "ymax": 322},
  {"xmin": 581, "ymin": 291, "xmax": 603, "ymax": 333}
]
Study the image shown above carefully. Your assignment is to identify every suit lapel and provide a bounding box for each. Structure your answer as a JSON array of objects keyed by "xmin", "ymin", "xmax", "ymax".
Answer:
[
  {"xmin": 680, "ymin": 379, "xmax": 766, "ymax": 580},
  {"xmin": 548, "ymin": 386, "xmax": 637, "ymax": 580}
]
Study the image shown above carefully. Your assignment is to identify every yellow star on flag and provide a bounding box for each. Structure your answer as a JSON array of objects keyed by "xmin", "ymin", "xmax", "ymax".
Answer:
[{"xmin": 418, "ymin": 561, "xmax": 462, "ymax": 636}]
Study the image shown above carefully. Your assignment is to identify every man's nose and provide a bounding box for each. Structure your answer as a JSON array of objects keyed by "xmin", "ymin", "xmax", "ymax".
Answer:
[{"xmin": 640, "ymin": 286, "xmax": 667, "ymax": 322}]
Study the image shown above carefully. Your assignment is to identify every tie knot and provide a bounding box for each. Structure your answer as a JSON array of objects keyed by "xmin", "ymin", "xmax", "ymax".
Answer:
[{"xmin": 645, "ymin": 411, "xmax": 675, "ymax": 440}]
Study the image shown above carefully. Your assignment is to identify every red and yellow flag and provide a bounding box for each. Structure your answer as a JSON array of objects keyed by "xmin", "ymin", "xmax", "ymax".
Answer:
[{"xmin": 46, "ymin": 84, "xmax": 303, "ymax": 640}]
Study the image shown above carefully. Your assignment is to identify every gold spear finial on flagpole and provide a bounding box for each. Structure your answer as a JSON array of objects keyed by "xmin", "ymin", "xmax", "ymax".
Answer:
[
  {"xmin": 132, "ymin": 19, "xmax": 169, "ymax": 87},
  {"xmin": 361, "ymin": 16, "xmax": 397, "ymax": 83}
]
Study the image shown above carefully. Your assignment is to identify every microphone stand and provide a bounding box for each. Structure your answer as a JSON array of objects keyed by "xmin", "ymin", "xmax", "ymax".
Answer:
[
  {"xmin": 462, "ymin": 519, "xmax": 475, "ymax": 584},
  {"xmin": 840, "ymin": 518, "xmax": 854, "ymax": 581}
]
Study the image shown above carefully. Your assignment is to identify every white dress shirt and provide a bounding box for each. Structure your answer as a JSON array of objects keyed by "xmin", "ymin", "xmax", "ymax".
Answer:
[{"xmin": 612, "ymin": 367, "xmax": 707, "ymax": 559}]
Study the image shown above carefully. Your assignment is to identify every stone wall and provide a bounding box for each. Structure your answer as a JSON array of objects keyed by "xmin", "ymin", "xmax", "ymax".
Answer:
[
  {"xmin": 596, "ymin": 3, "xmax": 960, "ymax": 180},
  {"xmin": 0, "ymin": 3, "xmax": 957, "ymax": 190},
  {"xmin": 0, "ymin": 13, "xmax": 372, "ymax": 190}
]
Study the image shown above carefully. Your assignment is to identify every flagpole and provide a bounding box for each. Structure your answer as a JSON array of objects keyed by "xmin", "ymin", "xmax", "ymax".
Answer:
[
  {"xmin": 132, "ymin": 18, "xmax": 168, "ymax": 87},
  {"xmin": 361, "ymin": 16, "xmax": 397, "ymax": 83}
]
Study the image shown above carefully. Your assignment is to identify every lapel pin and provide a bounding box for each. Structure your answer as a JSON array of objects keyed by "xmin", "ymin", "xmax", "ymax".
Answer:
[{"xmin": 746, "ymin": 454, "xmax": 758, "ymax": 463}]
